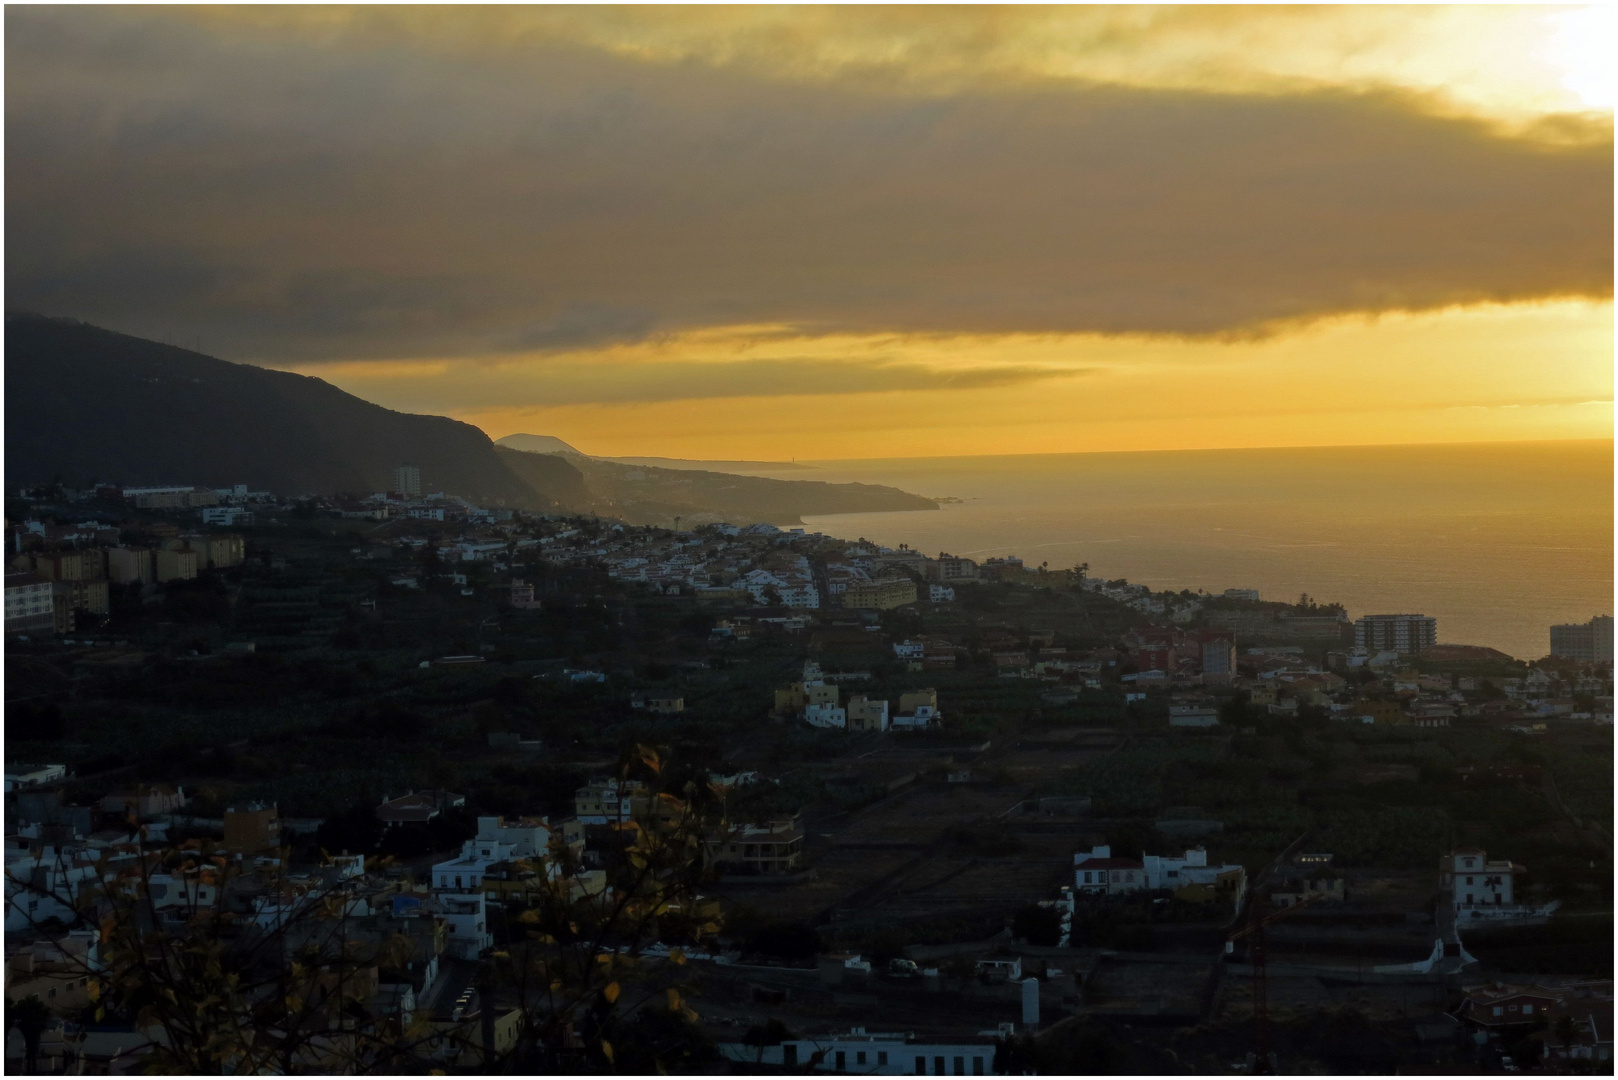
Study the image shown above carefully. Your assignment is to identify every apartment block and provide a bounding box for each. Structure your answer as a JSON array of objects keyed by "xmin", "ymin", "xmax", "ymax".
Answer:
[
  {"xmin": 393, "ymin": 465, "xmax": 422, "ymax": 498},
  {"xmin": 155, "ymin": 548, "xmax": 199, "ymax": 583},
  {"xmin": 1550, "ymin": 616, "xmax": 1614, "ymax": 664},
  {"xmin": 1354, "ymin": 614, "xmax": 1437, "ymax": 655},
  {"xmin": 108, "ymin": 547, "xmax": 155, "ymax": 585},
  {"xmin": 4, "ymin": 572, "xmax": 56, "ymax": 635},
  {"xmin": 843, "ymin": 575, "xmax": 918, "ymax": 611}
]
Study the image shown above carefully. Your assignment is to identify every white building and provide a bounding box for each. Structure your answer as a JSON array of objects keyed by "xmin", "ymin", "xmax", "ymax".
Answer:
[
  {"xmin": 1141, "ymin": 847, "xmax": 1246, "ymax": 893},
  {"xmin": 1168, "ymin": 705, "xmax": 1220, "ymax": 727},
  {"xmin": 6, "ymin": 847, "xmax": 106, "ymax": 931},
  {"xmin": 1441, "ymin": 848, "xmax": 1521, "ymax": 913},
  {"xmin": 1073, "ymin": 844, "xmax": 1247, "ymax": 901},
  {"xmin": 891, "ymin": 704, "xmax": 940, "ymax": 730},
  {"xmin": 200, "ymin": 507, "xmax": 255, "ymax": 527},
  {"xmin": 805, "ymin": 702, "xmax": 848, "ymax": 729},
  {"xmin": 1223, "ymin": 589, "xmax": 1261, "ymax": 601},
  {"xmin": 929, "ymin": 584, "xmax": 956, "ymax": 603},
  {"xmin": 4, "ymin": 572, "xmax": 55, "ymax": 634},
  {"xmin": 719, "ymin": 1030, "xmax": 1001, "ymax": 1075},
  {"xmin": 5, "ymin": 765, "xmax": 67, "ymax": 792},
  {"xmin": 432, "ymin": 817, "xmax": 551, "ymax": 893},
  {"xmin": 437, "ymin": 892, "xmax": 491, "ymax": 959}
]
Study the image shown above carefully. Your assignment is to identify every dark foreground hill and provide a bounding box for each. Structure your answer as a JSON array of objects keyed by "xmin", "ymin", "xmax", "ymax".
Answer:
[{"xmin": 4, "ymin": 315, "xmax": 578, "ymax": 506}]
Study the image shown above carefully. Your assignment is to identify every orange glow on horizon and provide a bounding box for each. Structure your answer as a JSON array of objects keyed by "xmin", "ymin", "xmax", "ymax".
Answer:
[{"xmin": 289, "ymin": 299, "xmax": 1614, "ymax": 461}]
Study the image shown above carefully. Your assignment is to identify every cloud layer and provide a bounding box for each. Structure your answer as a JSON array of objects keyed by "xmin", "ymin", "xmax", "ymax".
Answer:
[{"xmin": 5, "ymin": 8, "xmax": 1612, "ymax": 366}]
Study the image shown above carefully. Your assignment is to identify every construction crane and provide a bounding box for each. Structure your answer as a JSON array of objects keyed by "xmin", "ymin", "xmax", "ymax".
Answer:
[{"xmin": 1226, "ymin": 889, "xmax": 1327, "ymax": 1073}]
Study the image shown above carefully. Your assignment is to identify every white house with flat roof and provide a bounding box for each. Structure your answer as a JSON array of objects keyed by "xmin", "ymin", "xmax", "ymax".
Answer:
[{"xmin": 719, "ymin": 1029, "xmax": 1002, "ymax": 1074}]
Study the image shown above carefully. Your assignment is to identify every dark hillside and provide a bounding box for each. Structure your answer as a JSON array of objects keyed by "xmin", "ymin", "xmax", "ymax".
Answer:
[
  {"xmin": 5, "ymin": 315, "xmax": 552, "ymax": 505},
  {"xmin": 494, "ymin": 445, "xmax": 591, "ymax": 510}
]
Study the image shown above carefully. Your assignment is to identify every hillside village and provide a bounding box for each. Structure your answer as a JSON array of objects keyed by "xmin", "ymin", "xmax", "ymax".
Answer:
[{"xmin": 4, "ymin": 480, "xmax": 1613, "ymax": 1073}]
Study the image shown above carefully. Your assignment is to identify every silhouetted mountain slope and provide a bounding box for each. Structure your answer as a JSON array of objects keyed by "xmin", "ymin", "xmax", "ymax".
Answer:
[
  {"xmin": 495, "ymin": 433, "xmax": 584, "ymax": 456},
  {"xmin": 498, "ymin": 442, "xmax": 937, "ymax": 527},
  {"xmin": 4, "ymin": 315, "xmax": 556, "ymax": 505},
  {"xmin": 493, "ymin": 446, "xmax": 590, "ymax": 509}
]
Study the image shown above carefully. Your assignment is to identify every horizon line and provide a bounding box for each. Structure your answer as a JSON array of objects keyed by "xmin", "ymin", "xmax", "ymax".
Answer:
[{"xmin": 517, "ymin": 434, "xmax": 1613, "ymax": 467}]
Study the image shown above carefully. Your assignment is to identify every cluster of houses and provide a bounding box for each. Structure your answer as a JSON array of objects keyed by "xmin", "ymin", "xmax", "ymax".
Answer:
[
  {"xmin": 2, "ymin": 779, "xmax": 640, "ymax": 1071},
  {"xmin": 772, "ymin": 661, "xmax": 942, "ymax": 731},
  {"xmin": 1457, "ymin": 980, "xmax": 1613, "ymax": 1066},
  {"xmin": 577, "ymin": 526, "xmax": 979, "ymax": 610}
]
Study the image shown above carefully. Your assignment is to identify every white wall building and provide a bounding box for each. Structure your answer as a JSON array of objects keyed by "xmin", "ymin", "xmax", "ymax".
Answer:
[
  {"xmin": 719, "ymin": 1030, "xmax": 1001, "ymax": 1075},
  {"xmin": 805, "ymin": 702, "xmax": 847, "ymax": 729},
  {"xmin": 891, "ymin": 704, "xmax": 940, "ymax": 730},
  {"xmin": 1442, "ymin": 848, "xmax": 1521, "ymax": 913},
  {"xmin": 1168, "ymin": 705, "xmax": 1220, "ymax": 727}
]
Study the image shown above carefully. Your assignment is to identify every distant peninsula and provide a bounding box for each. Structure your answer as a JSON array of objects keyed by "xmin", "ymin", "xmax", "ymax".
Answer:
[{"xmin": 494, "ymin": 432, "xmax": 935, "ymax": 527}]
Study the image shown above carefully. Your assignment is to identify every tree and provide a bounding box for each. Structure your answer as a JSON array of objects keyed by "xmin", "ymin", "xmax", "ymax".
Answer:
[
  {"xmin": 1011, "ymin": 904, "xmax": 1063, "ymax": 947},
  {"xmin": 1553, "ymin": 1013, "xmax": 1580, "ymax": 1055},
  {"xmin": 744, "ymin": 922, "xmax": 822, "ymax": 964},
  {"xmin": 7, "ymin": 994, "xmax": 51, "ymax": 1074}
]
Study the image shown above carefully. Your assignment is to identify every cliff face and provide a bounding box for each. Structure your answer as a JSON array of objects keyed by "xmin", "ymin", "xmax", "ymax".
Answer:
[{"xmin": 4, "ymin": 315, "xmax": 567, "ymax": 505}]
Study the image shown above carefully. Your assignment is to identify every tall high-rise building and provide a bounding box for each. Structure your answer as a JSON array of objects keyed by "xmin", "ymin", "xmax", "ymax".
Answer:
[
  {"xmin": 1201, "ymin": 637, "xmax": 1237, "ymax": 681},
  {"xmin": 1354, "ymin": 614, "xmax": 1437, "ymax": 655},
  {"xmin": 393, "ymin": 465, "xmax": 421, "ymax": 498},
  {"xmin": 1550, "ymin": 616, "xmax": 1614, "ymax": 663}
]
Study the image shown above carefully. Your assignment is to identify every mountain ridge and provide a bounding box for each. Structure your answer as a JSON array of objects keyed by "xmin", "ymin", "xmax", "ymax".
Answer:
[
  {"xmin": 5, "ymin": 315, "xmax": 936, "ymax": 526},
  {"xmin": 4, "ymin": 314, "xmax": 573, "ymax": 506}
]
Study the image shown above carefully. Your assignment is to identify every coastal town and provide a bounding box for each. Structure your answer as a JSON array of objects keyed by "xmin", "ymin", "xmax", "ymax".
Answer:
[{"xmin": 5, "ymin": 477, "xmax": 1613, "ymax": 1073}]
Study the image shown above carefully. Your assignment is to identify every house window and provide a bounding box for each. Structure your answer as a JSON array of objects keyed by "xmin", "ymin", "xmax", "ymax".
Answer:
[
  {"xmin": 973, "ymin": 1058, "xmax": 984, "ymax": 1075},
  {"xmin": 1523, "ymin": 1005, "xmax": 1533, "ymax": 1015},
  {"xmin": 1493, "ymin": 1007, "xmax": 1504, "ymax": 1017},
  {"xmin": 784, "ymin": 1045, "xmax": 798, "ymax": 1066},
  {"xmin": 954, "ymin": 1056, "xmax": 965, "ymax": 1075},
  {"xmin": 935, "ymin": 1056, "xmax": 945, "ymax": 1074},
  {"xmin": 836, "ymin": 1050, "xmax": 846, "ymax": 1071},
  {"xmin": 915, "ymin": 1056, "xmax": 926, "ymax": 1074},
  {"xmin": 878, "ymin": 1051, "xmax": 888, "ymax": 1066},
  {"xmin": 1510, "ymin": 1005, "xmax": 1519, "ymax": 1012},
  {"xmin": 858, "ymin": 1051, "xmax": 867, "ymax": 1065},
  {"xmin": 1466, "ymin": 876, "xmax": 1474, "ymax": 885}
]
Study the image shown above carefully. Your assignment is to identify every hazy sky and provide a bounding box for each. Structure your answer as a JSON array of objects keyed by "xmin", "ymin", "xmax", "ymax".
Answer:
[{"xmin": 7, "ymin": 5, "xmax": 1612, "ymax": 458}]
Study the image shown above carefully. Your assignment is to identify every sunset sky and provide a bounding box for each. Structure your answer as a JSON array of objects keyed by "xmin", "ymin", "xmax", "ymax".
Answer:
[{"xmin": 7, "ymin": 5, "xmax": 1612, "ymax": 459}]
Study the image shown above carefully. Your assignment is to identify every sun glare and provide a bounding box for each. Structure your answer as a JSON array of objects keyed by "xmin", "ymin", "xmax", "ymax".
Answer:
[{"xmin": 1541, "ymin": 5, "xmax": 1617, "ymax": 110}]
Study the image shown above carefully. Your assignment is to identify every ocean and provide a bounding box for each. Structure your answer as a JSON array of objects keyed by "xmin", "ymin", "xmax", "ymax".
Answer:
[{"xmin": 782, "ymin": 440, "xmax": 1613, "ymax": 661}]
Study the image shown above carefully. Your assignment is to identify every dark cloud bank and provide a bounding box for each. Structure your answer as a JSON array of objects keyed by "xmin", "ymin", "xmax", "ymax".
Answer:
[{"xmin": 5, "ymin": 8, "xmax": 1611, "ymax": 364}]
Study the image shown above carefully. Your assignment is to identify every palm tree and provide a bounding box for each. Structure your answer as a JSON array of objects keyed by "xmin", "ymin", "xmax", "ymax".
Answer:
[
  {"xmin": 7, "ymin": 994, "xmax": 51, "ymax": 1074},
  {"xmin": 1553, "ymin": 1014, "xmax": 1580, "ymax": 1056}
]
